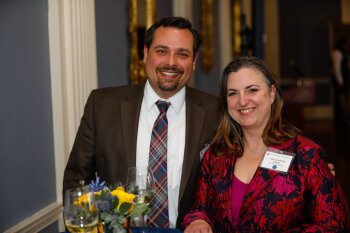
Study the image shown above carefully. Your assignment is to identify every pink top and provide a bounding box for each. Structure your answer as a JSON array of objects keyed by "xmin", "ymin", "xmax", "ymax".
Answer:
[{"xmin": 231, "ymin": 175, "xmax": 249, "ymax": 228}]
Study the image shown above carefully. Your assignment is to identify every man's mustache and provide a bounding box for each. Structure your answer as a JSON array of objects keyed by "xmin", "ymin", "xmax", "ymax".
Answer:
[{"xmin": 157, "ymin": 66, "xmax": 184, "ymax": 74}]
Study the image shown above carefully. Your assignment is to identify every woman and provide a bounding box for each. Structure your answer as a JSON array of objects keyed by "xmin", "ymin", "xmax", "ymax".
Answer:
[
  {"xmin": 182, "ymin": 56, "xmax": 349, "ymax": 232},
  {"xmin": 331, "ymin": 36, "xmax": 349, "ymax": 125}
]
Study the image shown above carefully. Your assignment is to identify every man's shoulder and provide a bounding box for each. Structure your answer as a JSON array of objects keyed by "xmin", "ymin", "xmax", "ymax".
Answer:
[
  {"xmin": 186, "ymin": 85, "xmax": 217, "ymax": 97},
  {"xmin": 91, "ymin": 83, "xmax": 145, "ymax": 98},
  {"xmin": 186, "ymin": 86, "xmax": 218, "ymax": 104}
]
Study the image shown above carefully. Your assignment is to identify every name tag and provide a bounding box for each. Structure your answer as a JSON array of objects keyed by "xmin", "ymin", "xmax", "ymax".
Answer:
[
  {"xmin": 259, "ymin": 148, "xmax": 295, "ymax": 173},
  {"xmin": 200, "ymin": 144, "xmax": 210, "ymax": 160}
]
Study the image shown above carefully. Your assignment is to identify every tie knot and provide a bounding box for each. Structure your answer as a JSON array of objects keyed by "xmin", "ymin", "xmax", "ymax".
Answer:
[{"xmin": 156, "ymin": 100, "xmax": 170, "ymax": 113}]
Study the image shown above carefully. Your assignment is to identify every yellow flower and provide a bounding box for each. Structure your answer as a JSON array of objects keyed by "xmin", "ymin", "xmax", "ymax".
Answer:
[
  {"xmin": 75, "ymin": 193, "xmax": 89, "ymax": 207},
  {"xmin": 75, "ymin": 192, "xmax": 95, "ymax": 212},
  {"xmin": 111, "ymin": 186, "xmax": 135, "ymax": 212}
]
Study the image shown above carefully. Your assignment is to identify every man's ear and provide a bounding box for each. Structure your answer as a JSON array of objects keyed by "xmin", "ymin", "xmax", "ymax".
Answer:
[
  {"xmin": 143, "ymin": 45, "xmax": 148, "ymax": 64},
  {"xmin": 192, "ymin": 53, "xmax": 198, "ymax": 71}
]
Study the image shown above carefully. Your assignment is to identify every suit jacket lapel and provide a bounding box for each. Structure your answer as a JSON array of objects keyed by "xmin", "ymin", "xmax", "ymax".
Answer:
[
  {"xmin": 178, "ymin": 87, "xmax": 206, "ymax": 201},
  {"xmin": 120, "ymin": 84, "xmax": 145, "ymax": 169}
]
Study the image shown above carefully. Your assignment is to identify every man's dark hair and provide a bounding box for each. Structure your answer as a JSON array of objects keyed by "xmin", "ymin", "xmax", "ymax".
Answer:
[{"xmin": 144, "ymin": 16, "xmax": 201, "ymax": 57}]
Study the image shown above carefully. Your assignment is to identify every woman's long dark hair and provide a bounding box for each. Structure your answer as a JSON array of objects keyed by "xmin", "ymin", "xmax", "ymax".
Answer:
[{"xmin": 212, "ymin": 56, "xmax": 301, "ymax": 157}]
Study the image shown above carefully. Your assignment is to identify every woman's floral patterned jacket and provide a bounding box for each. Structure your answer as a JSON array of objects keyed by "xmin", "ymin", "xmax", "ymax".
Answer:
[{"xmin": 182, "ymin": 135, "xmax": 349, "ymax": 232}]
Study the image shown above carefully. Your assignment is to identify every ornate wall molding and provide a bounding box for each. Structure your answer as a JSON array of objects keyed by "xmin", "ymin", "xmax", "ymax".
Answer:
[
  {"xmin": 232, "ymin": 0, "xmax": 242, "ymax": 56},
  {"xmin": 173, "ymin": 0, "xmax": 193, "ymax": 22},
  {"xmin": 218, "ymin": 0, "xmax": 233, "ymax": 71},
  {"xmin": 129, "ymin": 0, "xmax": 156, "ymax": 84},
  {"xmin": 200, "ymin": 0, "xmax": 215, "ymax": 73},
  {"xmin": 4, "ymin": 202, "xmax": 62, "ymax": 233},
  {"xmin": 59, "ymin": 0, "xmax": 98, "ymax": 155},
  {"xmin": 47, "ymin": 0, "xmax": 98, "ymax": 231}
]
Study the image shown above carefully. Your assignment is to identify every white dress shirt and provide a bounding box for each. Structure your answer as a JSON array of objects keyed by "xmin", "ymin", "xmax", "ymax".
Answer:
[{"xmin": 136, "ymin": 80, "xmax": 186, "ymax": 228}]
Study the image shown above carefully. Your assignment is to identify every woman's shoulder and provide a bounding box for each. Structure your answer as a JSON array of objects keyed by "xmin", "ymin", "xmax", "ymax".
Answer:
[
  {"xmin": 278, "ymin": 135, "xmax": 323, "ymax": 149},
  {"xmin": 294, "ymin": 135, "xmax": 324, "ymax": 151},
  {"xmin": 292, "ymin": 135, "xmax": 327, "ymax": 162},
  {"xmin": 275, "ymin": 135, "xmax": 326, "ymax": 161},
  {"xmin": 202, "ymin": 145, "xmax": 232, "ymax": 161}
]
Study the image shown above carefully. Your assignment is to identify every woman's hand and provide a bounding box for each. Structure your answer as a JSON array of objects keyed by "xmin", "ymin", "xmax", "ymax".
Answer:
[
  {"xmin": 328, "ymin": 163, "xmax": 335, "ymax": 176},
  {"xmin": 184, "ymin": 219, "xmax": 213, "ymax": 233}
]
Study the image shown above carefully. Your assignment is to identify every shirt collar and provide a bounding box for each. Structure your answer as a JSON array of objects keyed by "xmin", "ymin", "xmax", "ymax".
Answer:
[{"xmin": 144, "ymin": 80, "xmax": 186, "ymax": 113}]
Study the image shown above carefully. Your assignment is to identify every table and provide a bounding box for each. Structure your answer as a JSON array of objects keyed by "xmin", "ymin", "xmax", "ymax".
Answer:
[
  {"xmin": 63, "ymin": 227, "xmax": 183, "ymax": 233},
  {"xmin": 130, "ymin": 227, "xmax": 183, "ymax": 233}
]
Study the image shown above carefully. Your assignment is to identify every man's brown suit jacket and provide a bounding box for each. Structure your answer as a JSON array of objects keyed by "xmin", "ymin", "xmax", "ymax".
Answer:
[{"xmin": 63, "ymin": 82, "xmax": 219, "ymax": 228}]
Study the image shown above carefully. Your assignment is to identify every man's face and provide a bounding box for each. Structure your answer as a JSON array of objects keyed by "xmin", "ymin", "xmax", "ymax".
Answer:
[{"xmin": 143, "ymin": 26, "xmax": 198, "ymax": 99}]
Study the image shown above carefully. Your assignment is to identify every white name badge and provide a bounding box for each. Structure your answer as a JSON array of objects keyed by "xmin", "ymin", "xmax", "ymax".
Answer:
[
  {"xmin": 200, "ymin": 144, "xmax": 210, "ymax": 160},
  {"xmin": 259, "ymin": 148, "xmax": 295, "ymax": 173}
]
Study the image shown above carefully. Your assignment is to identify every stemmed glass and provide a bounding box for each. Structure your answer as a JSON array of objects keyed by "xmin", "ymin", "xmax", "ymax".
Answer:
[
  {"xmin": 63, "ymin": 187, "xmax": 98, "ymax": 233},
  {"xmin": 126, "ymin": 166, "xmax": 155, "ymax": 227}
]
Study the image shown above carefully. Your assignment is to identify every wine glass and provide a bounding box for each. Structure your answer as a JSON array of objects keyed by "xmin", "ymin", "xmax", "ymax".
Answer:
[
  {"xmin": 126, "ymin": 166, "xmax": 155, "ymax": 227},
  {"xmin": 63, "ymin": 187, "xmax": 98, "ymax": 233}
]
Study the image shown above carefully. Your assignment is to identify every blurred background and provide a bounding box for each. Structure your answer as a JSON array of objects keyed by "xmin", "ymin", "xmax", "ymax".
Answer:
[{"xmin": 1, "ymin": 0, "xmax": 349, "ymax": 232}]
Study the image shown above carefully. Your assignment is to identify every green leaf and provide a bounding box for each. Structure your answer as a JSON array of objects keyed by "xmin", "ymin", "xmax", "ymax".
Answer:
[
  {"xmin": 79, "ymin": 180, "xmax": 85, "ymax": 186},
  {"xmin": 112, "ymin": 224, "xmax": 126, "ymax": 233},
  {"xmin": 100, "ymin": 189, "xmax": 109, "ymax": 200},
  {"xmin": 111, "ymin": 196, "xmax": 119, "ymax": 210},
  {"xmin": 116, "ymin": 215, "xmax": 126, "ymax": 224},
  {"xmin": 144, "ymin": 207, "xmax": 152, "ymax": 215},
  {"xmin": 94, "ymin": 192, "xmax": 101, "ymax": 201},
  {"xmin": 145, "ymin": 190, "xmax": 155, "ymax": 199},
  {"xmin": 101, "ymin": 212, "xmax": 114, "ymax": 223},
  {"xmin": 109, "ymin": 182, "xmax": 123, "ymax": 190},
  {"xmin": 130, "ymin": 203, "xmax": 148, "ymax": 217},
  {"xmin": 110, "ymin": 219, "xmax": 121, "ymax": 228},
  {"xmin": 127, "ymin": 185, "xmax": 139, "ymax": 194},
  {"xmin": 119, "ymin": 202, "xmax": 132, "ymax": 216}
]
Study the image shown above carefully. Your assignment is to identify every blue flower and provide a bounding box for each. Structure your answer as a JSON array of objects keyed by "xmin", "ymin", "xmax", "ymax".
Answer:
[
  {"xmin": 96, "ymin": 200, "xmax": 111, "ymax": 212},
  {"xmin": 89, "ymin": 177, "xmax": 106, "ymax": 192}
]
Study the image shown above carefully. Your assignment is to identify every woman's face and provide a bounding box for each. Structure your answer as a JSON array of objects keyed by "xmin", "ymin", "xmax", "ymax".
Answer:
[{"xmin": 226, "ymin": 67, "xmax": 276, "ymax": 132}]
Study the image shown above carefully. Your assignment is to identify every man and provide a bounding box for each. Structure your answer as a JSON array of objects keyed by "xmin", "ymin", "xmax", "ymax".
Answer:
[{"xmin": 63, "ymin": 16, "xmax": 219, "ymax": 228}]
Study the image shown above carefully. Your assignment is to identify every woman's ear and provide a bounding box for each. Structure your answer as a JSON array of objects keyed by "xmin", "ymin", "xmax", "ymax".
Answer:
[{"xmin": 271, "ymin": 85, "xmax": 276, "ymax": 104}]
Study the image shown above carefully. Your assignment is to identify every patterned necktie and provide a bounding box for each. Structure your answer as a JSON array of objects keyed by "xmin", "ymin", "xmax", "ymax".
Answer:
[{"xmin": 148, "ymin": 100, "xmax": 170, "ymax": 228}]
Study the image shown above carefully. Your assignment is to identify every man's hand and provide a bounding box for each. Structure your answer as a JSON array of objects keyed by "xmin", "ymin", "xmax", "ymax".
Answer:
[
  {"xmin": 328, "ymin": 163, "xmax": 335, "ymax": 176},
  {"xmin": 184, "ymin": 219, "xmax": 213, "ymax": 233}
]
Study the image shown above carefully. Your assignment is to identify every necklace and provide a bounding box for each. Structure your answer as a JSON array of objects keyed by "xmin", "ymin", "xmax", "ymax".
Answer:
[{"xmin": 245, "ymin": 144, "xmax": 267, "ymax": 155}]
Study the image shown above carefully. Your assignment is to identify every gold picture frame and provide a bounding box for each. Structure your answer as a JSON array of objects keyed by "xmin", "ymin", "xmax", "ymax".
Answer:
[
  {"xmin": 200, "ymin": 0, "xmax": 215, "ymax": 73},
  {"xmin": 129, "ymin": 0, "xmax": 156, "ymax": 84},
  {"xmin": 232, "ymin": 0, "xmax": 242, "ymax": 56}
]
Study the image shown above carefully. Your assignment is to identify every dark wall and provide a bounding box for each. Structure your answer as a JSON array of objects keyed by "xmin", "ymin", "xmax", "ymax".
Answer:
[
  {"xmin": 279, "ymin": 0, "xmax": 341, "ymax": 78},
  {"xmin": 157, "ymin": 0, "xmax": 172, "ymax": 20},
  {"xmin": 0, "ymin": 0, "xmax": 56, "ymax": 231},
  {"xmin": 95, "ymin": 0, "xmax": 129, "ymax": 87}
]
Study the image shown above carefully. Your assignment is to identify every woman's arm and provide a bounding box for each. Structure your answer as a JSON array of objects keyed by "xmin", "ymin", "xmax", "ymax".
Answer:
[
  {"xmin": 287, "ymin": 146, "xmax": 349, "ymax": 232},
  {"xmin": 184, "ymin": 220, "xmax": 213, "ymax": 233}
]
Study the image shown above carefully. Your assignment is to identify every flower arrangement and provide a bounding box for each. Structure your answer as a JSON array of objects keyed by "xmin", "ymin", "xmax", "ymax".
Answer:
[{"xmin": 77, "ymin": 177, "xmax": 151, "ymax": 233}]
